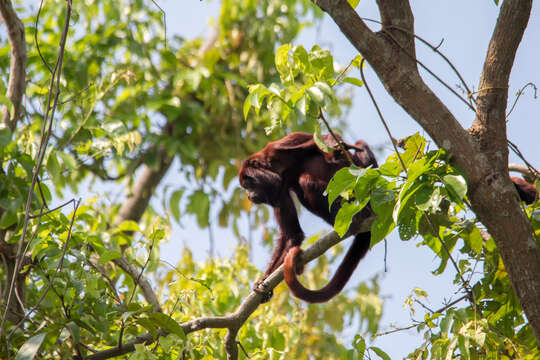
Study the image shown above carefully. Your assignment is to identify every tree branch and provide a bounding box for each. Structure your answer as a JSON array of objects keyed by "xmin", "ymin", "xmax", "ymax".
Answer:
[
  {"xmin": 470, "ymin": 0, "xmax": 533, "ymax": 162},
  {"xmin": 0, "ymin": 0, "xmax": 27, "ymax": 131},
  {"xmin": 115, "ymin": 147, "xmax": 173, "ymax": 226},
  {"xmin": 313, "ymin": 0, "xmax": 480, "ymax": 182},
  {"xmin": 86, "ymin": 216, "xmax": 375, "ymax": 360},
  {"xmin": 509, "ymin": 163, "xmax": 538, "ymax": 182}
]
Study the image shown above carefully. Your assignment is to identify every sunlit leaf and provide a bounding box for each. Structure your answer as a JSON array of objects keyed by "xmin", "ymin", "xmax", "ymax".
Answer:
[
  {"xmin": 16, "ymin": 333, "xmax": 46, "ymax": 360},
  {"xmin": 149, "ymin": 313, "xmax": 186, "ymax": 339}
]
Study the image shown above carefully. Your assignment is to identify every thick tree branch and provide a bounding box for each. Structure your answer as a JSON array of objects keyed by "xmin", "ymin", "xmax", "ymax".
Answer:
[
  {"xmin": 509, "ymin": 163, "xmax": 538, "ymax": 183},
  {"xmin": 470, "ymin": 0, "xmax": 533, "ymax": 161},
  {"xmin": 115, "ymin": 148, "xmax": 173, "ymax": 226},
  {"xmin": 113, "ymin": 257, "xmax": 162, "ymax": 312},
  {"xmin": 86, "ymin": 217, "xmax": 374, "ymax": 360},
  {"xmin": 375, "ymin": 0, "xmax": 415, "ymax": 53},
  {"xmin": 0, "ymin": 0, "xmax": 27, "ymax": 131}
]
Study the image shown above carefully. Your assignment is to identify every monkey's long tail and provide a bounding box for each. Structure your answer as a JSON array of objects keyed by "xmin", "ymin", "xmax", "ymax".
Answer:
[{"xmin": 283, "ymin": 232, "xmax": 370, "ymax": 303}]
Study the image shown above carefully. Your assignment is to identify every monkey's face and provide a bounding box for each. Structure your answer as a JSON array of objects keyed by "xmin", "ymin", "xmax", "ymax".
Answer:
[{"xmin": 239, "ymin": 159, "xmax": 282, "ymax": 207}]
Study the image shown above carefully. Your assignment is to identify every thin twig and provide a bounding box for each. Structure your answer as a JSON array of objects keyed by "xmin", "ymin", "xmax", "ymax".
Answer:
[
  {"xmin": 33, "ymin": 0, "xmax": 52, "ymax": 73},
  {"xmin": 506, "ymin": 82, "xmax": 537, "ymax": 121},
  {"xmin": 423, "ymin": 214, "xmax": 475, "ymax": 306},
  {"xmin": 59, "ymin": 81, "xmax": 96, "ymax": 105},
  {"xmin": 150, "ymin": 0, "xmax": 167, "ymax": 48},
  {"xmin": 381, "ymin": 28, "xmax": 476, "ymax": 112},
  {"xmin": 507, "ymin": 140, "xmax": 540, "ymax": 179},
  {"xmin": 358, "ymin": 58, "xmax": 407, "ymax": 174},
  {"xmin": 29, "ymin": 198, "xmax": 76, "ymax": 219},
  {"xmin": 374, "ymin": 294, "xmax": 468, "ymax": 338},
  {"xmin": 318, "ymin": 110, "xmax": 355, "ymax": 165}
]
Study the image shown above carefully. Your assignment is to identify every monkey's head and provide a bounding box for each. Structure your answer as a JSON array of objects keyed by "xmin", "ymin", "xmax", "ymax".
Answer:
[
  {"xmin": 352, "ymin": 140, "xmax": 378, "ymax": 168},
  {"xmin": 239, "ymin": 156, "xmax": 282, "ymax": 207}
]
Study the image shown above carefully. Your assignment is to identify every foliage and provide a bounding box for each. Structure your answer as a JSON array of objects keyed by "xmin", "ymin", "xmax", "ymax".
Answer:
[{"xmin": 326, "ymin": 134, "xmax": 540, "ymax": 359}]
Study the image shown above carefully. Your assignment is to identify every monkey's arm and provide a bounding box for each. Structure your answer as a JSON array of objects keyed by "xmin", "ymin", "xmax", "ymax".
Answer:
[{"xmin": 263, "ymin": 189, "xmax": 304, "ymax": 277}]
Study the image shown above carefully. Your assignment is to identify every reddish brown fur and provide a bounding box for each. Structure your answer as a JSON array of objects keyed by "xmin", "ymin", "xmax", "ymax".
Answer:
[
  {"xmin": 239, "ymin": 132, "xmax": 377, "ymax": 303},
  {"xmin": 511, "ymin": 176, "xmax": 537, "ymax": 204}
]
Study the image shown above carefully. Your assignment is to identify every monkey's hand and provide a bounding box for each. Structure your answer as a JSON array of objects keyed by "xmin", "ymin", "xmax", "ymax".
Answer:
[{"xmin": 253, "ymin": 278, "xmax": 274, "ymax": 303}]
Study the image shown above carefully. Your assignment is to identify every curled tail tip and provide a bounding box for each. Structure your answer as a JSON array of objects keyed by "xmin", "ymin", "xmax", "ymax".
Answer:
[{"xmin": 284, "ymin": 246, "xmax": 303, "ymax": 283}]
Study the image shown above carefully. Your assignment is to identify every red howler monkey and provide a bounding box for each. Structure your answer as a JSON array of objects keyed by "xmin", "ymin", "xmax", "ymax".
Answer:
[{"xmin": 238, "ymin": 132, "xmax": 377, "ymax": 303}]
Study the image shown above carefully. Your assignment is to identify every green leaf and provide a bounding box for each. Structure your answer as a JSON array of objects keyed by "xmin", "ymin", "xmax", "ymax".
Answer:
[
  {"xmin": 0, "ymin": 209, "xmax": 18, "ymax": 229},
  {"xmin": 442, "ymin": 174, "xmax": 467, "ymax": 202},
  {"xmin": 342, "ymin": 77, "xmax": 363, "ymax": 87},
  {"xmin": 353, "ymin": 168, "xmax": 378, "ymax": 201},
  {"xmin": 66, "ymin": 321, "xmax": 80, "ymax": 344},
  {"xmin": 136, "ymin": 318, "xmax": 158, "ymax": 339},
  {"xmin": 16, "ymin": 333, "xmax": 47, "ymax": 360},
  {"xmin": 306, "ymin": 85, "xmax": 325, "ymax": 105},
  {"xmin": 369, "ymin": 186, "xmax": 397, "ymax": 245},
  {"xmin": 0, "ymin": 127, "xmax": 12, "ymax": 146},
  {"xmin": 462, "ymin": 226, "xmax": 483, "ymax": 255},
  {"xmin": 243, "ymin": 92, "xmax": 253, "ymax": 120},
  {"xmin": 413, "ymin": 287, "xmax": 428, "ymax": 297},
  {"xmin": 275, "ymin": 44, "xmax": 293, "ymax": 84},
  {"xmin": 149, "ymin": 313, "xmax": 185, "ymax": 339},
  {"xmin": 98, "ymin": 250, "xmax": 122, "ymax": 264},
  {"xmin": 400, "ymin": 132, "xmax": 427, "ymax": 168},
  {"xmin": 309, "ymin": 46, "xmax": 334, "ymax": 79},
  {"xmin": 397, "ymin": 207, "xmax": 417, "ymax": 241},
  {"xmin": 313, "ymin": 81, "xmax": 333, "ymax": 97},
  {"xmin": 116, "ymin": 220, "xmax": 141, "ymax": 233},
  {"xmin": 313, "ymin": 125, "xmax": 331, "ymax": 153},
  {"xmin": 292, "ymin": 45, "xmax": 310, "ymax": 73},
  {"xmin": 351, "ymin": 54, "xmax": 363, "ymax": 68},
  {"xmin": 393, "ymin": 181, "xmax": 424, "ymax": 223},
  {"xmin": 334, "ymin": 200, "xmax": 366, "ymax": 236},
  {"xmin": 370, "ymin": 346, "xmax": 391, "ymax": 360},
  {"xmin": 326, "ymin": 167, "xmax": 358, "ymax": 207},
  {"xmin": 415, "ymin": 186, "xmax": 443, "ymax": 213},
  {"xmin": 353, "ymin": 335, "xmax": 366, "ymax": 358},
  {"xmin": 170, "ymin": 189, "xmax": 184, "ymax": 222},
  {"xmin": 378, "ymin": 154, "xmax": 403, "ymax": 177},
  {"xmin": 186, "ymin": 190, "xmax": 210, "ymax": 228}
]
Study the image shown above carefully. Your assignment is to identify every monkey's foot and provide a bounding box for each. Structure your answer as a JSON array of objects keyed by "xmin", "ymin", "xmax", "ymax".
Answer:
[{"xmin": 253, "ymin": 278, "xmax": 274, "ymax": 303}]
